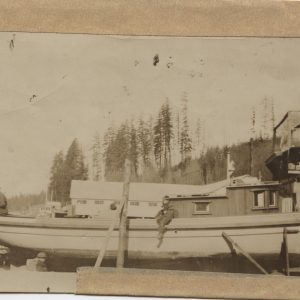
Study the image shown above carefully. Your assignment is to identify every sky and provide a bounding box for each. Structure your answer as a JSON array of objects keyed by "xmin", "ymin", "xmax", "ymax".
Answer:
[{"xmin": 0, "ymin": 33, "xmax": 299, "ymax": 196}]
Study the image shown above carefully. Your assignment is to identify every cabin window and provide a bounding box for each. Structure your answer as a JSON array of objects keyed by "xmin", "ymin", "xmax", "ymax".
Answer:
[
  {"xmin": 253, "ymin": 191, "xmax": 265, "ymax": 208},
  {"xmin": 77, "ymin": 200, "xmax": 87, "ymax": 205},
  {"xmin": 269, "ymin": 191, "xmax": 277, "ymax": 207},
  {"xmin": 95, "ymin": 200, "xmax": 104, "ymax": 205},
  {"xmin": 130, "ymin": 201, "xmax": 139, "ymax": 206},
  {"xmin": 148, "ymin": 202, "xmax": 158, "ymax": 207},
  {"xmin": 193, "ymin": 201, "xmax": 210, "ymax": 214}
]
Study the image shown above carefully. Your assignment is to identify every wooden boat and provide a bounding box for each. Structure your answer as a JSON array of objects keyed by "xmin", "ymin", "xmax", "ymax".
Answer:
[
  {"xmin": 0, "ymin": 212, "xmax": 300, "ymax": 259},
  {"xmin": 0, "ymin": 111, "xmax": 299, "ymax": 260}
]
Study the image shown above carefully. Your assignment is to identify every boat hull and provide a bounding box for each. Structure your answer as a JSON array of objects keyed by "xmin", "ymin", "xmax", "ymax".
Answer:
[{"xmin": 1, "ymin": 213, "xmax": 300, "ymax": 258}]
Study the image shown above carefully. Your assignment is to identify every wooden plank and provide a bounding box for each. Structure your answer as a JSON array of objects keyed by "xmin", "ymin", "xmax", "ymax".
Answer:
[
  {"xmin": 116, "ymin": 159, "xmax": 131, "ymax": 268},
  {"xmin": 222, "ymin": 232, "xmax": 268, "ymax": 275},
  {"xmin": 283, "ymin": 227, "xmax": 290, "ymax": 276},
  {"xmin": 94, "ymin": 159, "xmax": 131, "ymax": 268},
  {"xmin": 94, "ymin": 211, "xmax": 119, "ymax": 267},
  {"xmin": 222, "ymin": 233, "xmax": 237, "ymax": 256},
  {"xmin": 289, "ymin": 267, "xmax": 300, "ymax": 273}
]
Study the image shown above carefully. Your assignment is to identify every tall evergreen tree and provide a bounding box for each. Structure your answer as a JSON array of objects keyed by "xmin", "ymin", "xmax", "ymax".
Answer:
[
  {"xmin": 63, "ymin": 139, "xmax": 89, "ymax": 204},
  {"xmin": 162, "ymin": 100, "xmax": 173, "ymax": 170},
  {"xmin": 179, "ymin": 93, "xmax": 192, "ymax": 163},
  {"xmin": 92, "ymin": 132, "xmax": 102, "ymax": 181},
  {"xmin": 104, "ymin": 121, "xmax": 131, "ymax": 180},
  {"xmin": 193, "ymin": 117, "xmax": 202, "ymax": 158},
  {"xmin": 137, "ymin": 117, "xmax": 152, "ymax": 169},
  {"xmin": 153, "ymin": 100, "xmax": 173, "ymax": 173},
  {"xmin": 153, "ymin": 110, "xmax": 163, "ymax": 170},
  {"xmin": 129, "ymin": 122, "xmax": 139, "ymax": 176},
  {"xmin": 49, "ymin": 151, "xmax": 65, "ymax": 202}
]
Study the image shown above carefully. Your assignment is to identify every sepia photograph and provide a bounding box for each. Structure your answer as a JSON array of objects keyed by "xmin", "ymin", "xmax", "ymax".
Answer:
[{"xmin": 0, "ymin": 32, "xmax": 300, "ymax": 297}]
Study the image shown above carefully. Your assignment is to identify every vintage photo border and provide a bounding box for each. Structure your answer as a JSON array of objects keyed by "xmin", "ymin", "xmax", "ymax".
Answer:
[{"xmin": 2, "ymin": 0, "xmax": 300, "ymax": 299}]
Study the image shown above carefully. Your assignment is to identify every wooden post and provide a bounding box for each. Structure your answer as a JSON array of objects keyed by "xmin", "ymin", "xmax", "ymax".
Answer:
[
  {"xmin": 283, "ymin": 227, "xmax": 290, "ymax": 276},
  {"xmin": 94, "ymin": 159, "xmax": 131, "ymax": 268},
  {"xmin": 116, "ymin": 159, "xmax": 131, "ymax": 268},
  {"xmin": 222, "ymin": 232, "xmax": 268, "ymax": 275},
  {"xmin": 249, "ymin": 138, "xmax": 254, "ymax": 177},
  {"xmin": 94, "ymin": 211, "xmax": 119, "ymax": 268}
]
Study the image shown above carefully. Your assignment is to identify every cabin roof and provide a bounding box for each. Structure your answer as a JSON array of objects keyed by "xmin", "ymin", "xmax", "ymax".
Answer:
[
  {"xmin": 70, "ymin": 175, "xmax": 262, "ymax": 202},
  {"xmin": 275, "ymin": 111, "xmax": 300, "ymax": 131},
  {"xmin": 227, "ymin": 181, "xmax": 280, "ymax": 189}
]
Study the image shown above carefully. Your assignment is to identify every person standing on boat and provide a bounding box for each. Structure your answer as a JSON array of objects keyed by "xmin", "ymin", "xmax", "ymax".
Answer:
[
  {"xmin": 0, "ymin": 191, "xmax": 8, "ymax": 215},
  {"xmin": 155, "ymin": 196, "xmax": 177, "ymax": 248}
]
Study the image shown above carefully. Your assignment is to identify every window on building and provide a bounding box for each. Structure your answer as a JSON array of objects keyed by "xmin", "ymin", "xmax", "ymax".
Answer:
[
  {"xmin": 77, "ymin": 200, "xmax": 87, "ymax": 204},
  {"xmin": 193, "ymin": 201, "xmax": 210, "ymax": 214},
  {"xmin": 130, "ymin": 201, "xmax": 139, "ymax": 206},
  {"xmin": 148, "ymin": 202, "xmax": 158, "ymax": 207},
  {"xmin": 95, "ymin": 200, "xmax": 104, "ymax": 205},
  {"xmin": 253, "ymin": 191, "xmax": 265, "ymax": 208},
  {"xmin": 269, "ymin": 191, "xmax": 277, "ymax": 207}
]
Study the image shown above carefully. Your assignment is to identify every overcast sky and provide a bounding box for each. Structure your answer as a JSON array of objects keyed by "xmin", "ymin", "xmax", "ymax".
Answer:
[{"xmin": 0, "ymin": 33, "xmax": 299, "ymax": 196}]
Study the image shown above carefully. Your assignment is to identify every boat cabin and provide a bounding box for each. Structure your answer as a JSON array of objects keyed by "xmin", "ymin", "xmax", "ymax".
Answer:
[{"xmin": 167, "ymin": 177, "xmax": 292, "ymax": 218}]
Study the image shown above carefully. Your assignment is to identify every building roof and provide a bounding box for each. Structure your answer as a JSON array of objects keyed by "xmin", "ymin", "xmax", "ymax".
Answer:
[
  {"xmin": 70, "ymin": 175, "xmax": 263, "ymax": 202},
  {"xmin": 275, "ymin": 111, "xmax": 300, "ymax": 131},
  {"xmin": 71, "ymin": 180, "xmax": 213, "ymax": 202}
]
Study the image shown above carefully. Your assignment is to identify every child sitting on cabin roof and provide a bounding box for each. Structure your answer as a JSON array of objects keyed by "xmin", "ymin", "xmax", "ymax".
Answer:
[{"xmin": 155, "ymin": 196, "xmax": 177, "ymax": 248}]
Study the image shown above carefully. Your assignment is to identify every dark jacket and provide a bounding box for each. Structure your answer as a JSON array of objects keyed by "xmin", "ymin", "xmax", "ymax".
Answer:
[{"xmin": 156, "ymin": 206, "xmax": 177, "ymax": 226}]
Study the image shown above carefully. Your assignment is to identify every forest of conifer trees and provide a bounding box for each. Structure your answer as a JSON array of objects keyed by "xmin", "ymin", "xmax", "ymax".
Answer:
[{"xmin": 45, "ymin": 95, "xmax": 276, "ymax": 204}]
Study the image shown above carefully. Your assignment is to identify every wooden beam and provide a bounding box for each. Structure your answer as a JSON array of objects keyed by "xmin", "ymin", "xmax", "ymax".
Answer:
[
  {"xmin": 94, "ymin": 159, "xmax": 131, "ymax": 268},
  {"xmin": 94, "ymin": 211, "xmax": 119, "ymax": 268},
  {"xmin": 116, "ymin": 159, "xmax": 131, "ymax": 268},
  {"xmin": 280, "ymin": 228, "xmax": 299, "ymax": 274},
  {"xmin": 222, "ymin": 232, "xmax": 268, "ymax": 275},
  {"xmin": 283, "ymin": 227, "xmax": 290, "ymax": 276},
  {"xmin": 222, "ymin": 233, "xmax": 237, "ymax": 256}
]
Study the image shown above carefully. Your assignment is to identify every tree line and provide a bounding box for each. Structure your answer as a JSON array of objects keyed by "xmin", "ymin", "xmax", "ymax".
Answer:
[
  {"xmin": 46, "ymin": 95, "xmax": 276, "ymax": 204},
  {"xmin": 48, "ymin": 139, "xmax": 88, "ymax": 205}
]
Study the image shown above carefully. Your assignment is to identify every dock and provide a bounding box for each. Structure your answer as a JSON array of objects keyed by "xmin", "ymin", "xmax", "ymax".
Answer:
[{"xmin": 77, "ymin": 267, "xmax": 300, "ymax": 300}]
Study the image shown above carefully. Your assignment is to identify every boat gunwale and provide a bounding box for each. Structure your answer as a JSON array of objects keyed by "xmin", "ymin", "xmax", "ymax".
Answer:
[{"xmin": 1, "ymin": 213, "xmax": 300, "ymax": 231}]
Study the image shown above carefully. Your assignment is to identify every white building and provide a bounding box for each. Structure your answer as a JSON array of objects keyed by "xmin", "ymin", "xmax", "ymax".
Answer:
[{"xmin": 70, "ymin": 180, "xmax": 210, "ymax": 218}]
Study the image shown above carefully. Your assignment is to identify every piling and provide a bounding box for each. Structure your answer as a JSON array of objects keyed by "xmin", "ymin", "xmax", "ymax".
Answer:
[{"xmin": 116, "ymin": 158, "xmax": 131, "ymax": 268}]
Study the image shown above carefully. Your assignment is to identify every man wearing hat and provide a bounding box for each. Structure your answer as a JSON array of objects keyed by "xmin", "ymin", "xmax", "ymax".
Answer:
[{"xmin": 155, "ymin": 196, "xmax": 177, "ymax": 248}]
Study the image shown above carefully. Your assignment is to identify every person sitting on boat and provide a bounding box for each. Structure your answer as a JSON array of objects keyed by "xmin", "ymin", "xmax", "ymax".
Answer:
[
  {"xmin": 155, "ymin": 196, "xmax": 177, "ymax": 248},
  {"xmin": 0, "ymin": 192, "xmax": 8, "ymax": 216}
]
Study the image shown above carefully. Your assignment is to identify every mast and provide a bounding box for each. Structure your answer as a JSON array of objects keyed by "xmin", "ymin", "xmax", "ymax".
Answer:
[{"xmin": 227, "ymin": 150, "xmax": 235, "ymax": 180}]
